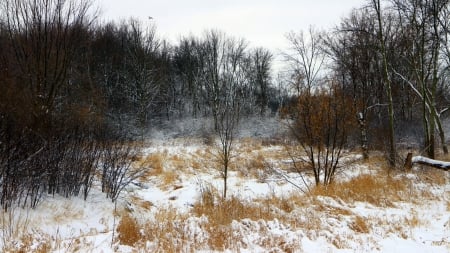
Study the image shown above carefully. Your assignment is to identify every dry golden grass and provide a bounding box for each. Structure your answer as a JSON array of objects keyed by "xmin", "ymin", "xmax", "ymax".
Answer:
[
  {"xmin": 261, "ymin": 136, "xmax": 289, "ymax": 146},
  {"xmin": 331, "ymin": 234, "xmax": 352, "ymax": 249},
  {"xmin": 238, "ymin": 137, "xmax": 262, "ymax": 149},
  {"xmin": 51, "ymin": 202, "xmax": 84, "ymax": 223},
  {"xmin": 414, "ymin": 167, "xmax": 448, "ymax": 186},
  {"xmin": 192, "ymin": 185, "xmax": 278, "ymax": 227},
  {"xmin": 116, "ymin": 212, "xmax": 141, "ymax": 247},
  {"xmin": 4, "ymin": 139, "xmax": 450, "ymax": 252},
  {"xmin": 191, "ymin": 186, "xmax": 300, "ymax": 250},
  {"xmin": 405, "ymin": 213, "xmax": 424, "ymax": 228},
  {"xmin": 250, "ymin": 154, "xmax": 266, "ymax": 170},
  {"xmin": 191, "ymin": 160, "xmax": 202, "ymax": 170},
  {"xmin": 141, "ymin": 207, "xmax": 192, "ymax": 252},
  {"xmin": 349, "ymin": 216, "xmax": 371, "ymax": 233},
  {"xmin": 170, "ymin": 154, "xmax": 186, "ymax": 170},
  {"xmin": 190, "ymin": 186, "xmax": 321, "ymax": 251},
  {"xmin": 233, "ymin": 153, "xmax": 269, "ymax": 179},
  {"xmin": 161, "ymin": 169, "xmax": 179, "ymax": 187},
  {"xmin": 310, "ymin": 198, "xmax": 354, "ymax": 219},
  {"xmin": 136, "ymin": 152, "xmax": 165, "ymax": 178},
  {"xmin": 130, "ymin": 196, "xmax": 153, "ymax": 210},
  {"xmin": 1, "ymin": 232, "xmax": 52, "ymax": 253},
  {"xmin": 436, "ymin": 151, "xmax": 450, "ymax": 161},
  {"xmin": 193, "ymin": 148, "xmax": 218, "ymax": 173},
  {"xmin": 136, "ymin": 151, "xmax": 187, "ymax": 188},
  {"xmin": 195, "ymin": 195, "xmax": 301, "ymax": 251},
  {"xmin": 311, "ymin": 172, "xmax": 408, "ymax": 207}
]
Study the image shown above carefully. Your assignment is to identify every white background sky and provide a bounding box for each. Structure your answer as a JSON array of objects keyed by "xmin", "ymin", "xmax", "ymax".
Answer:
[{"xmin": 98, "ymin": 0, "xmax": 365, "ymax": 57}]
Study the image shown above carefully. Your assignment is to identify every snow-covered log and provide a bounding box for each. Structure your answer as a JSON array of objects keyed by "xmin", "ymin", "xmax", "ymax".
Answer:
[{"xmin": 404, "ymin": 153, "xmax": 450, "ymax": 171}]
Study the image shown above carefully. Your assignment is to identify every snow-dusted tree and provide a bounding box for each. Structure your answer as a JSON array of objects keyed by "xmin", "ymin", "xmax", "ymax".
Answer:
[
  {"xmin": 248, "ymin": 48, "xmax": 273, "ymax": 116},
  {"xmin": 216, "ymin": 40, "xmax": 247, "ymax": 199},
  {"xmin": 122, "ymin": 19, "xmax": 163, "ymax": 127},
  {"xmin": 390, "ymin": 0, "xmax": 449, "ymax": 157},
  {"xmin": 369, "ymin": 0, "xmax": 397, "ymax": 166},
  {"xmin": 173, "ymin": 36, "xmax": 205, "ymax": 117},
  {"xmin": 198, "ymin": 30, "xmax": 227, "ymax": 130}
]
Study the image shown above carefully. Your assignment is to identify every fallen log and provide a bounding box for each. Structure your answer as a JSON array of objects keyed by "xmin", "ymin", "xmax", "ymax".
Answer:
[{"xmin": 404, "ymin": 152, "xmax": 450, "ymax": 171}]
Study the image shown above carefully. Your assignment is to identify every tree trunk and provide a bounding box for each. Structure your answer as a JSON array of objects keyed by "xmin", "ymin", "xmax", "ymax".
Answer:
[
  {"xmin": 404, "ymin": 152, "xmax": 413, "ymax": 170},
  {"xmin": 435, "ymin": 115, "xmax": 448, "ymax": 154},
  {"xmin": 373, "ymin": 0, "xmax": 396, "ymax": 167},
  {"xmin": 358, "ymin": 112, "xmax": 369, "ymax": 159}
]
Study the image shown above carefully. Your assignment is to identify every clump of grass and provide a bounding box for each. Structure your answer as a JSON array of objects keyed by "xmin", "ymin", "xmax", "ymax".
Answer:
[
  {"xmin": 312, "ymin": 173, "xmax": 407, "ymax": 207},
  {"xmin": 235, "ymin": 153, "xmax": 268, "ymax": 179},
  {"xmin": 130, "ymin": 196, "xmax": 153, "ymax": 210},
  {"xmin": 136, "ymin": 152, "xmax": 165, "ymax": 178},
  {"xmin": 161, "ymin": 169, "xmax": 179, "ymax": 186},
  {"xmin": 170, "ymin": 154, "xmax": 186, "ymax": 170},
  {"xmin": 141, "ymin": 207, "xmax": 193, "ymax": 252},
  {"xmin": 116, "ymin": 212, "xmax": 141, "ymax": 246},
  {"xmin": 191, "ymin": 160, "xmax": 202, "ymax": 170},
  {"xmin": 137, "ymin": 152, "xmax": 184, "ymax": 187},
  {"xmin": 19, "ymin": 234, "xmax": 51, "ymax": 253},
  {"xmin": 349, "ymin": 216, "xmax": 370, "ymax": 233},
  {"xmin": 414, "ymin": 168, "xmax": 448, "ymax": 186},
  {"xmin": 191, "ymin": 185, "xmax": 314, "ymax": 251},
  {"xmin": 405, "ymin": 213, "xmax": 423, "ymax": 228},
  {"xmin": 193, "ymin": 185, "xmax": 278, "ymax": 226},
  {"xmin": 261, "ymin": 137, "xmax": 287, "ymax": 146},
  {"xmin": 258, "ymin": 194, "xmax": 305, "ymax": 214},
  {"xmin": 192, "ymin": 185, "xmax": 274, "ymax": 250},
  {"xmin": 252, "ymin": 154, "xmax": 267, "ymax": 170},
  {"xmin": 331, "ymin": 234, "xmax": 352, "ymax": 249}
]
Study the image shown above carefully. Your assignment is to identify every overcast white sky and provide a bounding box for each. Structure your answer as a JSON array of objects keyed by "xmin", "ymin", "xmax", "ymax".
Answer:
[{"xmin": 98, "ymin": 0, "xmax": 365, "ymax": 54}]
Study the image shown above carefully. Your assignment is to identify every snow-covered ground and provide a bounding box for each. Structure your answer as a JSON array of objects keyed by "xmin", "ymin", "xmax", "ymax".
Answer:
[{"xmin": 1, "ymin": 137, "xmax": 449, "ymax": 252}]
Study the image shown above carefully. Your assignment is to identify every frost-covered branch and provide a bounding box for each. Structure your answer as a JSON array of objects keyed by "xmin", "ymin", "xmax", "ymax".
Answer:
[
  {"xmin": 411, "ymin": 156, "xmax": 450, "ymax": 171},
  {"xmin": 405, "ymin": 154, "xmax": 450, "ymax": 171}
]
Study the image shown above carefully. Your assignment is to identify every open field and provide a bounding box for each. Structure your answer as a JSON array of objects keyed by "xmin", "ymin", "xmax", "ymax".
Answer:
[{"xmin": 1, "ymin": 137, "xmax": 449, "ymax": 252}]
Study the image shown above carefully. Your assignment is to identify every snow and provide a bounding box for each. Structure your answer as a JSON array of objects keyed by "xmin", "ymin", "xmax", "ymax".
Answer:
[{"xmin": 1, "ymin": 137, "xmax": 449, "ymax": 252}]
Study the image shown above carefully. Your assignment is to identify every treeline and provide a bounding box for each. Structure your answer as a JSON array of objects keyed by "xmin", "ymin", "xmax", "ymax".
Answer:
[
  {"xmin": 1, "ymin": 0, "xmax": 450, "ymax": 208},
  {"xmin": 283, "ymin": 0, "xmax": 450, "ymax": 169},
  {"xmin": 0, "ymin": 3, "xmax": 277, "ymax": 133},
  {"xmin": 324, "ymin": 0, "xmax": 450, "ymax": 164},
  {"xmin": 0, "ymin": 0, "xmax": 277, "ymax": 209}
]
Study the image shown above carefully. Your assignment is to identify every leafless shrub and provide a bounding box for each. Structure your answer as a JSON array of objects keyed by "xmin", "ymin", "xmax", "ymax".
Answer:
[
  {"xmin": 100, "ymin": 140, "xmax": 144, "ymax": 202},
  {"xmin": 283, "ymin": 83, "xmax": 356, "ymax": 186}
]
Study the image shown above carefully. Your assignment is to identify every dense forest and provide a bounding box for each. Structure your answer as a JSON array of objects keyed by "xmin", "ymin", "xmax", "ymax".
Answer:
[{"xmin": 0, "ymin": 0, "xmax": 449, "ymax": 210}]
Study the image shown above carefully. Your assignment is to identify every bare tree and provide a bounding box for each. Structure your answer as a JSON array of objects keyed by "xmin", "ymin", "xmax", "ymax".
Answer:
[
  {"xmin": 173, "ymin": 36, "xmax": 204, "ymax": 117},
  {"xmin": 369, "ymin": 0, "xmax": 398, "ymax": 166},
  {"xmin": 284, "ymin": 29, "xmax": 356, "ymax": 186},
  {"xmin": 217, "ymin": 37, "xmax": 247, "ymax": 199},
  {"xmin": 285, "ymin": 27, "xmax": 326, "ymax": 95},
  {"xmin": 391, "ymin": 0, "xmax": 449, "ymax": 156},
  {"xmin": 195, "ymin": 31, "xmax": 248, "ymax": 199},
  {"xmin": 249, "ymin": 48, "xmax": 273, "ymax": 116},
  {"xmin": 323, "ymin": 9, "xmax": 379, "ymax": 159},
  {"xmin": 123, "ymin": 19, "xmax": 162, "ymax": 128}
]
